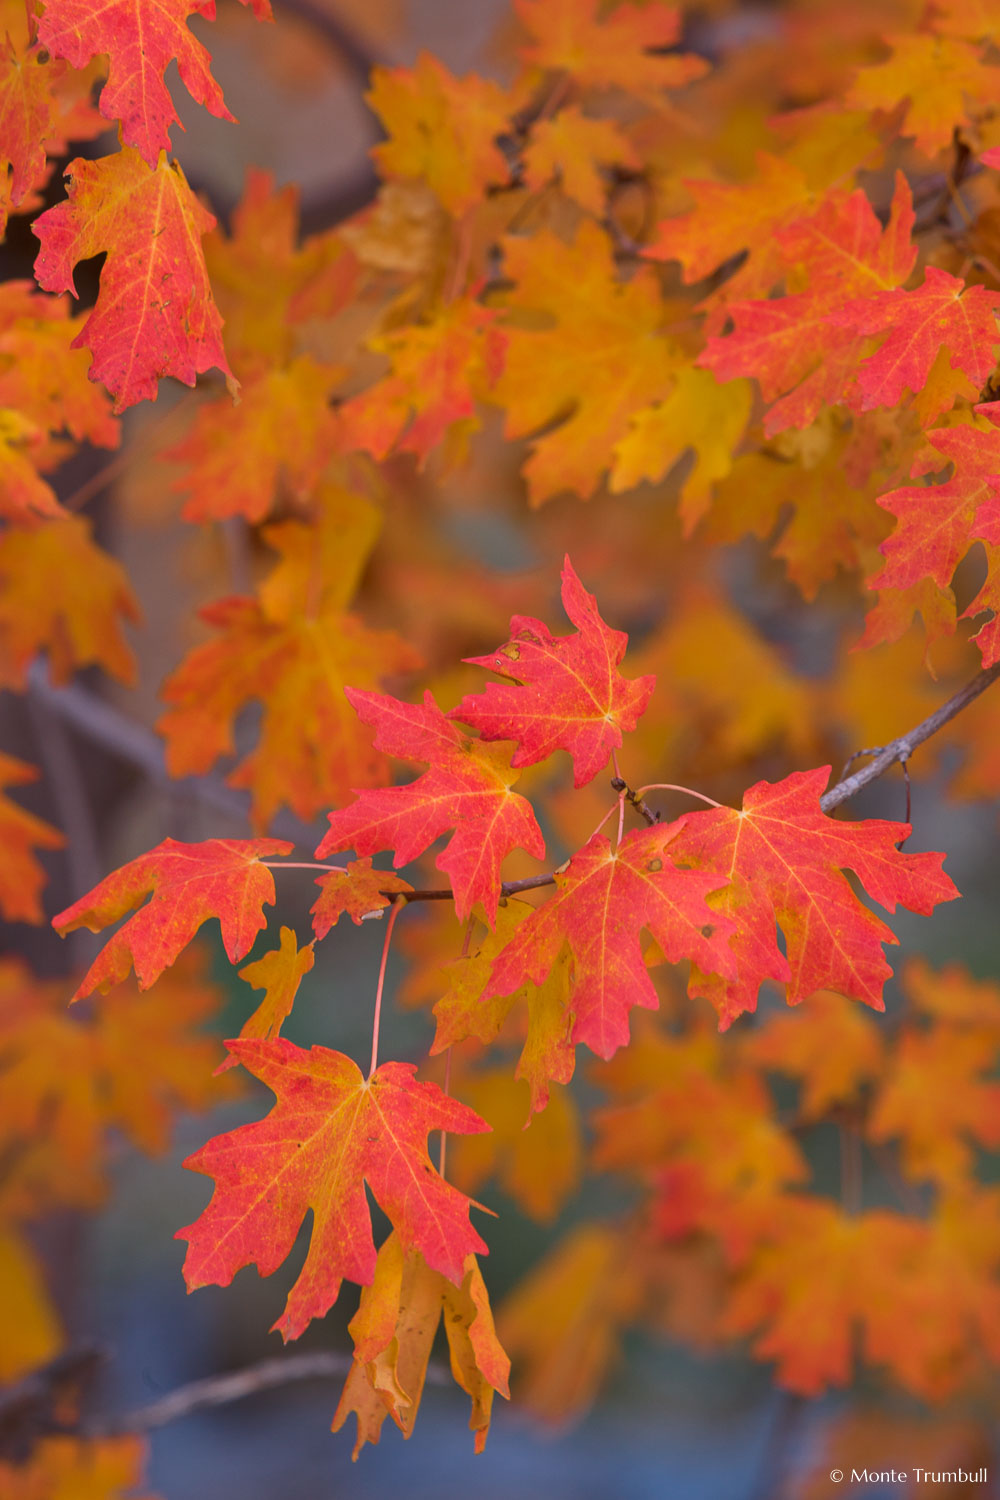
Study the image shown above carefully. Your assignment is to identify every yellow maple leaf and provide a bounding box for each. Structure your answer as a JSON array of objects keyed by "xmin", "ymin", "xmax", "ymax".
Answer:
[
  {"xmin": 332, "ymin": 1231, "xmax": 509, "ymax": 1457},
  {"xmin": 495, "ymin": 221, "xmax": 680, "ymax": 503},
  {"xmin": 367, "ymin": 53, "xmax": 511, "ymax": 216}
]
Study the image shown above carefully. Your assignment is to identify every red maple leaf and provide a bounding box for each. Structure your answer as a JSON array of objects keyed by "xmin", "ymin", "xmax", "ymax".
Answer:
[
  {"xmin": 871, "ymin": 409, "xmax": 1000, "ymax": 631},
  {"xmin": 37, "ymin": 0, "xmax": 272, "ymax": 167},
  {"xmin": 483, "ymin": 825, "xmax": 737, "ymax": 1060},
  {"xmin": 316, "ymin": 689, "xmax": 544, "ymax": 926},
  {"xmin": 698, "ymin": 175, "xmax": 916, "ymax": 434},
  {"xmin": 667, "ymin": 768, "xmax": 959, "ymax": 1028},
  {"xmin": 451, "ymin": 556, "xmax": 654, "ymax": 788},
  {"xmin": 33, "ymin": 148, "xmax": 236, "ymax": 412},
  {"xmin": 52, "ymin": 837, "xmax": 293, "ymax": 998},
  {"xmin": 833, "ymin": 266, "xmax": 1000, "ymax": 410},
  {"xmin": 178, "ymin": 1038, "xmax": 490, "ymax": 1340}
]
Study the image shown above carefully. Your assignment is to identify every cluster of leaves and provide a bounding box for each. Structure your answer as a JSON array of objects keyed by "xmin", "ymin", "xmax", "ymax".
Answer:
[
  {"xmin": 4, "ymin": 0, "xmax": 1000, "ymax": 1485},
  {"xmin": 48, "ymin": 560, "xmax": 960, "ymax": 1453}
]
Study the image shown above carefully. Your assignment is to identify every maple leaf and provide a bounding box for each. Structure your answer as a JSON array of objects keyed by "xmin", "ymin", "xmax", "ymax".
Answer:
[
  {"xmin": 87, "ymin": 946, "xmax": 238, "ymax": 1154},
  {"xmin": 222, "ymin": 926, "xmax": 316, "ymax": 1064},
  {"xmin": 0, "ymin": 752, "xmax": 63, "ymax": 923},
  {"xmin": 0, "ymin": 948, "xmax": 232, "ymax": 1196},
  {"xmin": 0, "ymin": 282, "xmax": 119, "ymax": 452},
  {"xmin": 170, "ymin": 356, "xmax": 342, "ymax": 523},
  {"xmin": 609, "ymin": 365, "xmax": 752, "ymax": 529},
  {"xmin": 833, "ymin": 267, "xmax": 1000, "ymax": 411},
  {"xmin": 902, "ymin": 957, "xmax": 1000, "ymax": 1026},
  {"xmin": 848, "ymin": 33, "xmax": 994, "ymax": 157},
  {"xmin": 494, "ymin": 221, "xmax": 679, "ymax": 502},
  {"xmin": 33, "ymin": 147, "xmax": 237, "ymax": 412},
  {"xmin": 0, "ymin": 1435, "xmax": 159, "ymax": 1500},
  {"xmin": 178, "ymin": 1038, "xmax": 490, "ymax": 1340},
  {"xmin": 317, "ymin": 688, "xmax": 545, "ymax": 926},
  {"xmin": 0, "ymin": 41, "xmax": 64, "ymax": 236},
  {"xmin": 667, "ymin": 768, "xmax": 959, "ymax": 1028},
  {"xmin": 0, "ymin": 516, "xmax": 139, "ymax": 687},
  {"xmin": 869, "ymin": 1024, "xmax": 1000, "ymax": 1182},
  {"xmin": 52, "ymin": 837, "xmax": 293, "ymax": 999},
  {"xmin": 451, "ymin": 556, "xmax": 655, "ymax": 788},
  {"xmin": 37, "ymin": 0, "xmax": 271, "ymax": 167},
  {"xmin": 311, "ymin": 859, "xmax": 413, "ymax": 939},
  {"xmin": 633, "ymin": 585, "xmax": 818, "ymax": 764},
  {"xmin": 645, "ymin": 153, "xmax": 814, "ymax": 306},
  {"xmin": 722, "ymin": 1196, "xmax": 926, "ymax": 1394},
  {"xmin": 447, "ymin": 1065, "xmax": 582, "ymax": 1222},
  {"xmin": 202, "ymin": 168, "xmax": 358, "ymax": 377},
  {"xmin": 699, "ymin": 175, "xmax": 916, "ymax": 435},
  {"xmin": 744, "ymin": 991, "xmax": 884, "ymax": 1119},
  {"xmin": 0, "ymin": 409, "xmax": 65, "ymax": 518},
  {"xmin": 522, "ymin": 107, "xmax": 639, "ymax": 216},
  {"xmin": 497, "ymin": 1223, "xmax": 647, "ymax": 1424},
  {"xmin": 430, "ymin": 901, "xmax": 576, "ymax": 1115},
  {"xmin": 158, "ymin": 491, "xmax": 421, "ymax": 827},
  {"xmin": 483, "ymin": 825, "xmax": 736, "ymax": 1060},
  {"xmin": 869, "ymin": 407, "xmax": 1000, "ymax": 663},
  {"xmin": 367, "ymin": 53, "xmax": 510, "ymax": 216},
  {"xmin": 516, "ymin": 0, "xmax": 708, "ymax": 102},
  {"xmin": 332, "ymin": 1231, "xmax": 509, "ymax": 1458},
  {"xmin": 705, "ymin": 443, "xmax": 889, "ymax": 600},
  {"xmin": 339, "ymin": 299, "xmax": 505, "ymax": 466}
]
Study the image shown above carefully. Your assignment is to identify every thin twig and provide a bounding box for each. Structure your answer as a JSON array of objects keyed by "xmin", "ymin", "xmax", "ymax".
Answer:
[
  {"xmin": 819, "ymin": 661, "xmax": 1000, "ymax": 812},
  {"xmin": 109, "ymin": 1350, "xmax": 450, "ymax": 1434}
]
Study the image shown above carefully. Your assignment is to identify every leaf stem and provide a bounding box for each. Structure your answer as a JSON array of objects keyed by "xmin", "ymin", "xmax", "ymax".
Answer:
[
  {"xmin": 634, "ymin": 782, "xmax": 724, "ymax": 810},
  {"xmin": 262, "ymin": 861, "xmax": 345, "ymax": 871},
  {"xmin": 368, "ymin": 895, "xmax": 406, "ymax": 1078}
]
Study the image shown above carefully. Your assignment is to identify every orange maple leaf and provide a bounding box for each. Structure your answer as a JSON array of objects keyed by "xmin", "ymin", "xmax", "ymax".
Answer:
[
  {"xmin": 158, "ymin": 491, "xmax": 420, "ymax": 827},
  {"xmin": 311, "ymin": 858, "xmax": 413, "ymax": 938},
  {"xmin": 494, "ymin": 221, "xmax": 679, "ymax": 502},
  {"xmin": 367, "ymin": 53, "xmax": 510, "ymax": 216},
  {"xmin": 339, "ymin": 299, "xmax": 505, "ymax": 466},
  {"xmin": 224, "ymin": 926, "xmax": 316, "ymax": 1063},
  {"xmin": 516, "ymin": 0, "xmax": 708, "ymax": 102},
  {"xmin": 0, "ymin": 752, "xmax": 63, "ymax": 923},
  {"xmin": 522, "ymin": 107, "xmax": 639, "ymax": 216},
  {"xmin": 0, "ymin": 1435, "xmax": 159, "ymax": 1500},
  {"xmin": 430, "ymin": 901, "xmax": 575, "ymax": 1115},
  {"xmin": 0, "ymin": 516, "xmax": 139, "ymax": 687},
  {"xmin": 170, "ymin": 356, "xmax": 342, "ymax": 523},
  {"xmin": 332, "ymin": 1231, "xmax": 509, "ymax": 1457}
]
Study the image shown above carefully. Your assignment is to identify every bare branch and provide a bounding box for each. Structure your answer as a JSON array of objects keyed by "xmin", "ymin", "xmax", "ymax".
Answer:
[
  {"xmin": 111, "ymin": 1350, "xmax": 448, "ymax": 1434},
  {"xmin": 24, "ymin": 664, "xmax": 316, "ymax": 844},
  {"xmin": 820, "ymin": 661, "xmax": 1000, "ymax": 813}
]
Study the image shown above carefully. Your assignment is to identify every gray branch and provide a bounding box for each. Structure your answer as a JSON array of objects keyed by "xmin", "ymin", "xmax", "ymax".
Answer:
[
  {"xmin": 819, "ymin": 661, "xmax": 1000, "ymax": 812},
  {"xmin": 110, "ymin": 1350, "xmax": 448, "ymax": 1434}
]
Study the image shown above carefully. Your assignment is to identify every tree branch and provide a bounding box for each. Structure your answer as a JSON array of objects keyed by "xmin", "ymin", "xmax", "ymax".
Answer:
[
  {"xmin": 819, "ymin": 661, "xmax": 1000, "ymax": 812},
  {"xmin": 23, "ymin": 664, "xmax": 316, "ymax": 844},
  {"xmin": 109, "ymin": 1350, "xmax": 448, "ymax": 1434}
]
